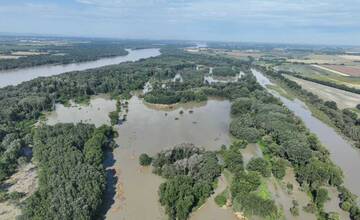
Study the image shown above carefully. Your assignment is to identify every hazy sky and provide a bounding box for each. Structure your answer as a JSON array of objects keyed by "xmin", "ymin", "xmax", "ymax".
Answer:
[{"xmin": 1, "ymin": 0, "xmax": 360, "ymax": 45}]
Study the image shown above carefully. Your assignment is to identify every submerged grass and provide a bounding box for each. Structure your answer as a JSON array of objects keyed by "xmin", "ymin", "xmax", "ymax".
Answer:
[
  {"xmin": 257, "ymin": 180, "xmax": 271, "ymax": 200},
  {"xmin": 214, "ymin": 188, "xmax": 229, "ymax": 207}
]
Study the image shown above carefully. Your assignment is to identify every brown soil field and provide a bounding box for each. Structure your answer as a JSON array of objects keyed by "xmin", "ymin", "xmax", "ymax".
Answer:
[{"xmin": 322, "ymin": 65, "xmax": 360, "ymax": 77}]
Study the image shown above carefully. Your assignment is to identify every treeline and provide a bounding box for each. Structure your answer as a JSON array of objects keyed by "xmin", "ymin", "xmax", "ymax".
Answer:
[
  {"xmin": 144, "ymin": 88, "xmax": 207, "ymax": 104},
  {"xmin": 282, "ymin": 70, "xmax": 360, "ymax": 95},
  {"xmin": 260, "ymin": 66, "xmax": 360, "ymax": 148},
  {"xmin": 0, "ymin": 42, "xmax": 129, "ymax": 70},
  {"xmin": 141, "ymin": 143, "xmax": 221, "ymax": 220},
  {"xmin": 21, "ymin": 123, "xmax": 116, "ymax": 219}
]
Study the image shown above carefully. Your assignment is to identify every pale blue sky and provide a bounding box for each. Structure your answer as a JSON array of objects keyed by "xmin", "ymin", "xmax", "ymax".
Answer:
[{"xmin": 1, "ymin": 0, "xmax": 360, "ymax": 45}]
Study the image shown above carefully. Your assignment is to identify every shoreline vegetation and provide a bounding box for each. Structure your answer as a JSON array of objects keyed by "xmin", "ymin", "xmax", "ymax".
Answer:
[{"xmin": 0, "ymin": 46, "xmax": 359, "ymax": 220}]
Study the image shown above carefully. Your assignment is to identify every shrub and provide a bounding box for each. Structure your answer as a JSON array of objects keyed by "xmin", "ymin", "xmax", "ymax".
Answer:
[{"xmin": 139, "ymin": 153, "xmax": 152, "ymax": 166}]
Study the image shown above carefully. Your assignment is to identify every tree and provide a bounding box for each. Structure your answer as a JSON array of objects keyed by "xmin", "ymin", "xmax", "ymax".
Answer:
[
  {"xmin": 139, "ymin": 153, "xmax": 152, "ymax": 166},
  {"xmin": 231, "ymin": 98, "xmax": 253, "ymax": 115},
  {"xmin": 271, "ymin": 158, "xmax": 286, "ymax": 179},
  {"xmin": 246, "ymin": 158, "xmax": 271, "ymax": 177},
  {"xmin": 313, "ymin": 188, "xmax": 329, "ymax": 209},
  {"xmin": 223, "ymin": 149, "xmax": 243, "ymax": 173}
]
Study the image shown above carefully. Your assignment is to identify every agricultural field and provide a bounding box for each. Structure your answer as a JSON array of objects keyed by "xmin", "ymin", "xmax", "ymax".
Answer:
[
  {"xmin": 284, "ymin": 74, "xmax": 360, "ymax": 109},
  {"xmin": 276, "ymin": 63, "xmax": 360, "ymax": 89},
  {"xmin": 319, "ymin": 64, "xmax": 360, "ymax": 77}
]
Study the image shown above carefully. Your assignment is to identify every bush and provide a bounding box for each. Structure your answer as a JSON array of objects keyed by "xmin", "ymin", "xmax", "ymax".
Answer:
[{"xmin": 139, "ymin": 153, "xmax": 152, "ymax": 166}]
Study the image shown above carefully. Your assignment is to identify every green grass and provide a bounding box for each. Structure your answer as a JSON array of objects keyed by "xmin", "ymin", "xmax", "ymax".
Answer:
[{"xmin": 266, "ymin": 84, "xmax": 294, "ymax": 100}]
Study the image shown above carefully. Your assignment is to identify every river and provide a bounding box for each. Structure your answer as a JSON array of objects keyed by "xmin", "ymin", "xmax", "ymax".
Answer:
[
  {"xmin": 0, "ymin": 48, "xmax": 161, "ymax": 88},
  {"xmin": 252, "ymin": 68, "xmax": 360, "ymax": 198}
]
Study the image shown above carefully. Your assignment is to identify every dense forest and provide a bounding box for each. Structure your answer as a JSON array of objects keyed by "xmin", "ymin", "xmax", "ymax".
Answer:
[
  {"xmin": 21, "ymin": 124, "xmax": 116, "ymax": 219},
  {"xmin": 258, "ymin": 66, "xmax": 360, "ymax": 149}
]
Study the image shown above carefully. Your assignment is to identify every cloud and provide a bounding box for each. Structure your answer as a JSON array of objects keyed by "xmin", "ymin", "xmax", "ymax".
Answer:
[{"xmin": 0, "ymin": 0, "xmax": 360, "ymax": 44}]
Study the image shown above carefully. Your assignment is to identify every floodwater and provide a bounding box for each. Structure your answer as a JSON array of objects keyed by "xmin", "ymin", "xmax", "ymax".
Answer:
[
  {"xmin": 241, "ymin": 144, "xmax": 316, "ymax": 220},
  {"xmin": 0, "ymin": 48, "xmax": 161, "ymax": 88},
  {"xmin": 105, "ymin": 96, "xmax": 232, "ymax": 220},
  {"xmin": 190, "ymin": 174, "xmax": 237, "ymax": 220},
  {"xmin": 267, "ymin": 169, "xmax": 316, "ymax": 220},
  {"xmin": 252, "ymin": 68, "xmax": 360, "ymax": 198},
  {"xmin": 45, "ymin": 95, "xmax": 116, "ymax": 127}
]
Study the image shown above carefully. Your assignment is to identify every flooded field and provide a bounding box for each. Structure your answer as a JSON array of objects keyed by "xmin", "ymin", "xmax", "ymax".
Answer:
[
  {"xmin": 267, "ymin": 169, "xmax": 316, "ymax": 220},
  {"xmin": 46, "ymin": 95, "xmax": 116, "ymax": 127},
  {"xmin": 43, "ymin": 86, "xmax": 345, "ymax": 220},
  {"xmin": 105, "ymin": 96, "xmax": 232, "ymax": 220}
]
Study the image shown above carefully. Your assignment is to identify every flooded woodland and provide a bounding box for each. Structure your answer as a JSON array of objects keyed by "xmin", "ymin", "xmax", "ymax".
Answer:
[
  {"xmin": 43, "ymin": 89, "xmax": 352, "ymax": 220},
  {"xmin": 45, "ymin": 95, "xmax": 236, "ymax": 220}
]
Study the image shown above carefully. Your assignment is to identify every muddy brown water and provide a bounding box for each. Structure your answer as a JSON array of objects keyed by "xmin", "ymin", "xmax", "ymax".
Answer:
[
  {"xmin": 241, "ymin": 144, "xmax": 316, "ymax": 220},
  {"xmin": 46, "ymin": 95, "xmax": 116, "ymax": 127},
  {"xmin": 45, "ymin": 93, "xmax": 323, "ymax": 220},
  {"xmin": 105, "ymin": 96, "xmax": 232, "ymax": 220},
  {"xmin": 252, "ymin": 69, "xmax": 360, "ymax": 199},
  {"xmin": 45, "ymin": 95, "xmax": 234, "ymax": 219}
]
